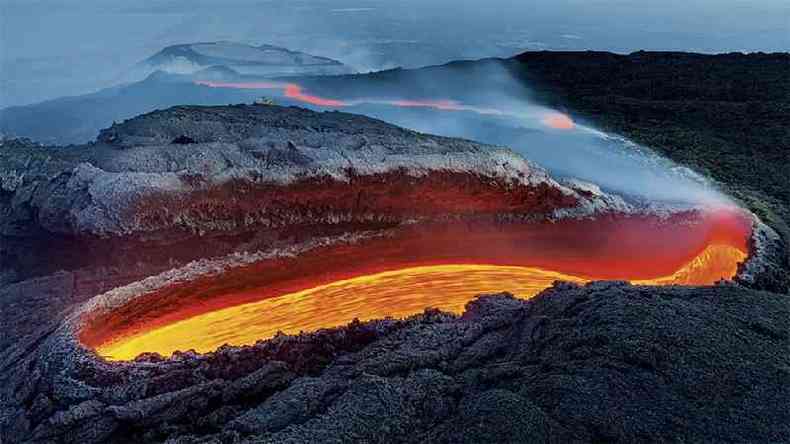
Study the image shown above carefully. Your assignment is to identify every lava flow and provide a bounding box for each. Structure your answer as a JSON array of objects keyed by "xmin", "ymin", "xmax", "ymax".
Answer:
[
  {"xmin": 81, "ymin": 207, "xmax": 751, "ymax": 361},
  {"xmin": 195, "ymin": 80, "xmax": 350, "ymax": 106},
  {"xmin": 195, "ymin": 80, "xmax": 539, "ymax": 122},
  {"xmin": 542, "ymin": 112, "xmax": 576, "ymax": 130}
]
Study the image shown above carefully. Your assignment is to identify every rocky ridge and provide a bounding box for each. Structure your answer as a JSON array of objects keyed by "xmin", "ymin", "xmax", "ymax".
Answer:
[
  {"xmin": 1, "ymin": 104, "xmax": 632, "ymax": 284},
  {"xmin": 512, "ymin": 50, "xmax": 790, "ymax": 292},
  {"xmin": 136, "ymin": 42, "xmax": 353, "ymax": 79}
]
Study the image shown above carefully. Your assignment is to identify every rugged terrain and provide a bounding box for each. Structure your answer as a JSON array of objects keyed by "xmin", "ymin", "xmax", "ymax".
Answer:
[
  {"xmin": 1, "ymin": 53, "xmax": 790, "ymax": 443},
  {"xmin": 1, "ymin": 104, "xmax": 628, "ymax": 286},
  {"xmin": 2, "ymin": 280, "xmax": 788, "ymax": 443},
  {"xmin": 512, "ymin": 51, "xmax": 790, "ymax": 291}
]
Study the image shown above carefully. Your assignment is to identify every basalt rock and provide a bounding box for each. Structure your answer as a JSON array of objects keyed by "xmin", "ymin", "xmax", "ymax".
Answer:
[{"xmin": 2, "ymin": 281, "xmax": 788, "ymax": 443}]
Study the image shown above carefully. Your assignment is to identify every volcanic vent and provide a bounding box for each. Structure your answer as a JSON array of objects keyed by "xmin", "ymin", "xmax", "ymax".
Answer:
[{"xmin": 31, "ymin": 104, "xmax": 749, "ymax": 361}]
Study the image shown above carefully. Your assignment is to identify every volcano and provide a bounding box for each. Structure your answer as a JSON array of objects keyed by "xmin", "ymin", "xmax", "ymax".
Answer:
[{"xmin": 136, "ymin": 41, "xmax": 353, "ymax": 79}]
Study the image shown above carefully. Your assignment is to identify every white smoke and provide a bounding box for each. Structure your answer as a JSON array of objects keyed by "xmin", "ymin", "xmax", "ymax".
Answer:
[{"xmin": 292, "ymin": 61, "xmax": 734, "ymax": 208}]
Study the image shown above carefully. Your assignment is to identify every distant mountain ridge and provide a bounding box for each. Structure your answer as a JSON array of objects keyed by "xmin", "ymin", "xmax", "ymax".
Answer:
[{"xmin": 136, "ymin": 41, "xmax": 353, "ymax": 78}]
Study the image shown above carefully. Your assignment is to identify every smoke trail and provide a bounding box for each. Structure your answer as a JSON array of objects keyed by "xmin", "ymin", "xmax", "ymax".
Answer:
[
  {"xmin": 194, "ymin": 70, "xmax": 729, "ymax": 208},
  {"xmin": 196, "ymin": 80, "xmax": 563, "ymax": 128}
]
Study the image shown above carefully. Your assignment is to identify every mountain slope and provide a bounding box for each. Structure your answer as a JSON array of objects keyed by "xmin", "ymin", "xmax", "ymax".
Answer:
[{"xmin": 137, "ymin": 41, "xmax": 353, "ymax": 78}]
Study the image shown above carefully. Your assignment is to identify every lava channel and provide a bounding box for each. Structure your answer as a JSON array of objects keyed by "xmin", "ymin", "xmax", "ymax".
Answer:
[
  {"xmin": 194, "ymin": 80, "xmax": 562, "ymax": 125},
  {"xmin": 80, "ymin": 207, "xmax": 751, "ymax": 361}
]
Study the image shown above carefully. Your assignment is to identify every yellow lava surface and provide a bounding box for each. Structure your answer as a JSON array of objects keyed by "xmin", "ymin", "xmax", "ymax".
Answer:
[{"xmin": 97, "ymin": 244, "xmax": 746, "ymax": 360}]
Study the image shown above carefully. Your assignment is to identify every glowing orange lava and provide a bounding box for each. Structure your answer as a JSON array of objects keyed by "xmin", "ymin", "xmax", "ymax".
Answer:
[
  {"xmin": 82, "ymin": 207, "xmax": 752, "ymax": 361},
  {"xmin": 283, "ymin": 84, "xmax": 348, "ymax": 107},
  {"xmin": 195, "ymin": 80, "xmax": 505, "ymax": 115},
  {"xmin": 95, "ymin": 243, "xmax": 746, "ymax": 360},
  {"xmin": 195, "ymin": 80, "xmax": 349, "ymax": 107},
  {"xmin": 542, "ymin": 112, "xmax": 575, "ymax": 129}
]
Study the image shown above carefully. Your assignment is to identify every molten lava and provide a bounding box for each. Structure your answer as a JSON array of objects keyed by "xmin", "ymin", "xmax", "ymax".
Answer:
[
  {"xmin": 96, "ymin": 243, "xmax": 746, "ymax": 360},
  {"xmin": 283, "ymin": 84, "xmax": 348, "ymax": 107},
  {"xmin": 196, "ymin": 80, "xmax": 350, "ymax": 107},
  {"xmin": 195, "ymin": 81, "xmax": 514, "ymax": 119},
  {"xmin": 88, "ymin": 81, "xmax": 753, "ymax": 360},
  {"xmin": 82, "ymin": 206, "xmax": 752, "ymax": 361},
  {"xmin": 542, "ymin": 112, "xmax": 575, "ymax": 130},
  {"xmin": 96, "ymin": 265, "xmax": 585, "ymax": 359}
]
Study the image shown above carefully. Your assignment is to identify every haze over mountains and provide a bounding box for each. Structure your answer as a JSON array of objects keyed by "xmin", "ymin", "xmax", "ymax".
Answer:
[
  {"xmin": 131, "ymin": 42, "xmax": 353, "ymax": 80},
  {"xmin": 3, "ymin": 51, "xmax": 757, "ymax": 213},
  {"xmin": 2, "ymin": 0, "xmax": 788, "ymax": 107}
]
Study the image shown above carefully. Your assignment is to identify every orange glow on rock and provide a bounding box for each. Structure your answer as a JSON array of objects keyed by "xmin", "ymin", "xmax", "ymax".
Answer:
[
  {"xmin": 196, "ymin": 80, "xmax": 348, "ymax": 107},
  {"xmin": 82, "ymin": 207, "xmax": 752, "ymax": 361},
  {"xmin": 542, "ymin": 112, "xmax": 575, "ymax": 130},
  {"xmin": 283, "ymin": 84, "xmax": 348, "ymax": 107},
  {"xmin": 194, "ymin": 80, "xmax": 502, "ymax": 115},
  {"xmin": 95, "ymin": 244, "xmax": 746, "ymax": 361}
]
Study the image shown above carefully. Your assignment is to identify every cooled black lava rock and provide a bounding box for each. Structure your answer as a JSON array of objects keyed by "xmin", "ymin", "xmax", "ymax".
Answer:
[
  {"xmin": 1, "ymin": 281, "xmax": 788, "ymax": 443},
  {"xmin": 512, "ymin": 50, "xmax": 790, "ymax": 292}
]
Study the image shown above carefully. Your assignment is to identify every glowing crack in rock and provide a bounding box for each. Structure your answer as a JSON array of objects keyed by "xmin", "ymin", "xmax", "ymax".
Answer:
[
  {"xmin": 73, "ymin": 88, "xmax": 754, "ymax": 362},
  {"xmin": 196, "ymin": 80, "xmax": 349, "ymax": 106}
]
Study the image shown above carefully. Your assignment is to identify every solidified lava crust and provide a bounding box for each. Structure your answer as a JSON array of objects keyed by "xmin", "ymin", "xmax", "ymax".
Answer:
[{"xmin": 2, "ymin": 104, "xmax": 627, "ymax": 286}]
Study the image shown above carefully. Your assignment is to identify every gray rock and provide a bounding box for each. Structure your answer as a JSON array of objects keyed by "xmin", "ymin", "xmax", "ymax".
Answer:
[
  {"xmin": 3, "ymin": 283, "xmax": 788, "ymax": 443},
  {"xmin": 2, "ymin": 104, "xmax": 622, "ymax": 285}
]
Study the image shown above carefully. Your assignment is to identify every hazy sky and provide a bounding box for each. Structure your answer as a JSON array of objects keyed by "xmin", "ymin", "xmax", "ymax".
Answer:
[{"xmin": 1, "ymin": 0, "xmax": 788, "ymax": 106}]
